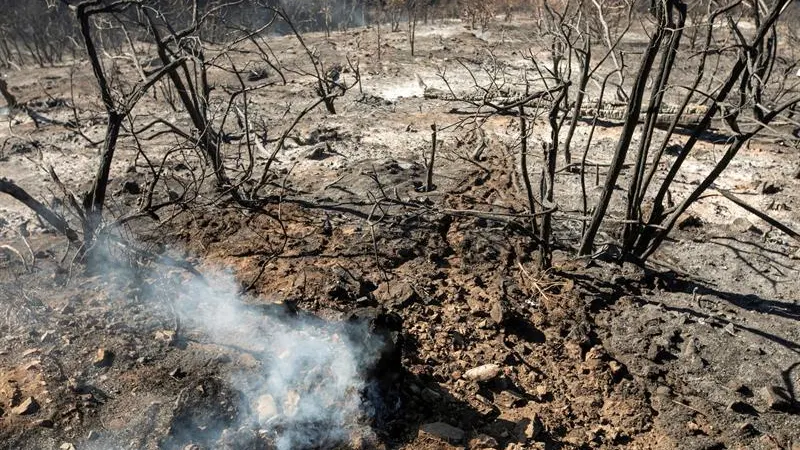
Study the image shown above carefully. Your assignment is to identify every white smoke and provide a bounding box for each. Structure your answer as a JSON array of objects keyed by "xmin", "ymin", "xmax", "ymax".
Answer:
[{"xmin": 176, "ymin": 269, "xmax": 382, "ymax": 450}]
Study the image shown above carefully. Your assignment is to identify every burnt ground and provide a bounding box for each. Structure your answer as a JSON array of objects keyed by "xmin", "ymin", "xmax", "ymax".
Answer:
[{"xmin": 1, "ymin": 17, "xmax": 800, "ymax": 450}]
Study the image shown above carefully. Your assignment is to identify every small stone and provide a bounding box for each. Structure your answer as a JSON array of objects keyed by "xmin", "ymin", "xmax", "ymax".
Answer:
[
  {"xmin": 463, "ymin": 364, "xmax": 501, "ymax": 382},
  {"xmin": 655, "ymin": 385, "xmax": 672, "ymax": 397},
  {"xmin": 154, "ymin": 329, "xmax": 176, "ymax": 343},
  {"xmin": 761, "ymin": 385, "xmax": 793, "ymax": 411},
  {"xmin": 374, "ymin": 282, "xmax": 418, "ymax": 308},
  {"xmin": 60, "ymin": 444, "xmax": 76, "ymax": 450},
  {"xmin": 466, "ymin": 296, "xmax": 484, "ymax": 315},
  {"xmin": 12, "ymin": 397, "xmax": 39, "ymax": 415},
  {"xmin": 608, "ymin": 360, "xmax": 626, "ymax": 377},
  {"xmin": 238, "ymin": 353, "xmax": 259, "ymax": 369},
  {"xmin": 419, "ymin": 422, "xmax": 465, "ymax": 444},
  {"xmin": 169, "ymin": 367, "xmax": 187, "ymax": 379},
  {"xmin": 489, "ymin": 301, "xmax": 505, "ymax": 325},
  {"xmin": 255, "ymin": 394, "xmax": 277, "ymax": 423},
  {"xmin": 468, "ymin": 433, "xmax": 498, "ymax": 449},
  {"xmin": 536, "ymin": 384, "xmax": 550, "ymax": 397},
  {"xmin": 518, "ymin": 414, "xmax": 543, "ymax": 440},
  {"xmin": 92, "ymin": 348, "xmax": 113, "ymax": 367},
  {"xmin": 730, "ymin": 217, "xmax": 760, "ymax": 234}
]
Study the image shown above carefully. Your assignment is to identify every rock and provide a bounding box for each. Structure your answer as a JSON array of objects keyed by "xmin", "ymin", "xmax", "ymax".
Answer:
[
  {"xmin": 680, "ymin": 337, "xmax": 705, "ymax": 370},
  {"xmin": 419, "ymin": 422, "xmax": 465, "ymax": 444},
  {"xmin": 463, "ymin": 364, "xmax": 501, "ymax": 382},
  {"xmin": 468, "ymin": 433, "xmax": 498, "ymax": 449},
  {"xmin": 466, "ymin": 296, "xmax": 484, "ymax": 315},
  {"xmin": 516, "ymin": 414, "xmax": 543, "ymax": 440},
  {"xmin": 92, "ymin": 348, "xmax": 113, "ymax": 367},
  {"xmin": 255, "ymin": 394, "xmax": 277, "ymax": 423},
  {"xmin": 761, "ymin": 385, "xmax": 793, "ymax": 411},
  {"xmin": 59, "ymin": 444, "xmax": 76, "ymax": 450},
  {"xmin": 12, "ymin": 396, "xmax": 39, "ymax": 415},
  {"xmin": 169, "ymin": 367, "xmax": 187, "ymax": 379},
  {"xmin": 722, "ymin": 323, "xmax": 736, "ymax": 335},
  {"xmin": 122, "ymin": 180, "xmax": 141, "ymax": 195},
  {"xmin": 489, "ymin": 301, "xmax": 505, "ymax": 325},
  {"xmin": 730, "ymin": 217, "xmax": 760, "ymax": 234},
  {"xmin": 154, "ymin": 329, "xmax": 176, "ymax": 344},
  {"xmin": 374, "ymin": 282, "xmax": 418, "ymax": 308},
  {"xmin": 608, "ymin": 360, "xmax": 626, "ymax": 377},
  {"xmin": 655, "ymin": 385, "xmax": 672, "ymax": 397},
  {"xmin": 237, "ymin": 352, "xmax": 259, "ymax": 369}
]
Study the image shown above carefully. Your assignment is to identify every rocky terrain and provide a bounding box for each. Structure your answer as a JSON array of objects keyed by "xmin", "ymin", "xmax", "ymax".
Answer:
[{"xmin": 1, "ymin": 15, "xmax": 799, "ymax": 450}]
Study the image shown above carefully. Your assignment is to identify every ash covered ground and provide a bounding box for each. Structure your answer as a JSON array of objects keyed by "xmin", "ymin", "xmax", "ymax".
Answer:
[{"xmin": 1, "ymin": 10, "xmax": 800, "ymax": 450}]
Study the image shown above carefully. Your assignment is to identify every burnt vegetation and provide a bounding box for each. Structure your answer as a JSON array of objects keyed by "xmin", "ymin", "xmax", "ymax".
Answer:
[{"xmin": 1, "ymin": 0, "xmax": 800, "ymax": 449}]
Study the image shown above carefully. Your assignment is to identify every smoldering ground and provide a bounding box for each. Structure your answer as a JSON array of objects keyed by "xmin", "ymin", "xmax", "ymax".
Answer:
[{"xmin": 72, "ymin": 259, "xmax": 399, "ymax": 450}]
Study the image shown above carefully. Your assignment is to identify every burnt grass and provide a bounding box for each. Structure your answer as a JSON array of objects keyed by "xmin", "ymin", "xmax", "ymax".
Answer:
[{"xmin": 1, "ymin": 18, "xmax": 800, "ymax": 450}]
